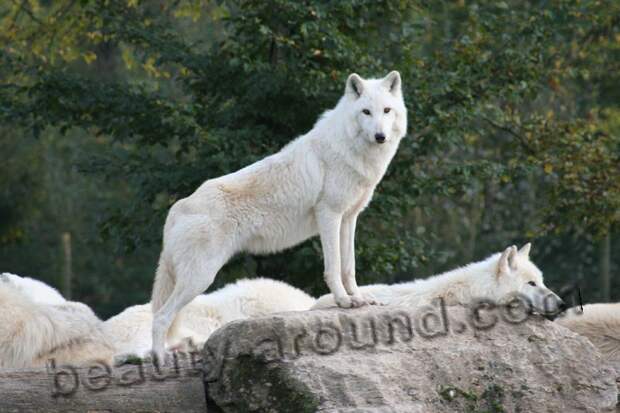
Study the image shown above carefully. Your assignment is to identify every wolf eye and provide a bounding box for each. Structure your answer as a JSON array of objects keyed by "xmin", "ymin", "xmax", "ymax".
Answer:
[
  {"xmin": 527, "ymin": 281, "xmax": 537, "ymax": 287},
  {"xmin": 384, "ymin": 107, "xmax": 391, "ymax": 114},
  {"xmin": 362, "ymin": 109, "xmax": 371, "ymax": 115}
]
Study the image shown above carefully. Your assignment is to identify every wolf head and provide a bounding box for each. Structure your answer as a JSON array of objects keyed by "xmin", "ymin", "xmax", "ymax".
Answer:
[
  {"xmin": 343, "ymin": 71, "xmax": 407, "ymax": 145},
  {"xmin": 0, "ymin": 272, "xmax": 67, "ymax": 305},
  {"xmin": 493, "ymin": 244, "xmax": 567, "ymax": 319}
]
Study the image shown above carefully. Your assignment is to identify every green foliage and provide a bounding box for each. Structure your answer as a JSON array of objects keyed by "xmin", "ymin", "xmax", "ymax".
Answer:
[{"xmin": 0, "ymin": 0, "xmax": 618, "ymax": 314}]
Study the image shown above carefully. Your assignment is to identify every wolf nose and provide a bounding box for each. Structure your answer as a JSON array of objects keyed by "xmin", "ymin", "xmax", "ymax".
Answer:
[
  {"xmin": 558, "ymin": 299, "xmax": 568, "ymax": 313},
  {"xmin": 375, "ymin": 133, "xmax": 386, "ymax": 143}
]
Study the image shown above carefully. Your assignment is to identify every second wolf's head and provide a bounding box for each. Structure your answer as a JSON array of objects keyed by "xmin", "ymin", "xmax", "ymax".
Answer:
[
  {"xmin": 1, "ymin": 272, "xmax": 67, "ymax": 305},
  {"xmin": 342, "ymin": 71, "xmax": 407, "ymax": 146},
  {"xmin": 491, "ymin": 244, "xmax": 567, "ymax": 319}
]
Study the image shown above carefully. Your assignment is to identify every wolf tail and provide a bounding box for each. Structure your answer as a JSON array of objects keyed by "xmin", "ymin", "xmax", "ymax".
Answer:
[
  {"xmin": 151, "ymin": 255, "xmax": 175, "ymax": 314},
  {"xmin": 151, "ymin": 254, "xmax": 186, "ymax": 342}
]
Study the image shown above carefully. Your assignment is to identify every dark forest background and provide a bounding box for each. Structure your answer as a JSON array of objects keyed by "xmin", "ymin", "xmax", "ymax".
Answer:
[{"xmin": 1, "ymin": 0, "xmax": 618, "ymax": 318}]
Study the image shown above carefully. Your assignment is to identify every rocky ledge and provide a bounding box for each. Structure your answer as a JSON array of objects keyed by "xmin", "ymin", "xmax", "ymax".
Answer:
[{"xmin": 203, "ymin": 301, "xmax": 618, "ymax": 412}]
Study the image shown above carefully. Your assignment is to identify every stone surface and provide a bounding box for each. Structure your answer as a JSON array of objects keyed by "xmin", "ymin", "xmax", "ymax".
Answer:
[{"xmin": 203, "ymin": 302, "xmax": 618, "ymax": 412}]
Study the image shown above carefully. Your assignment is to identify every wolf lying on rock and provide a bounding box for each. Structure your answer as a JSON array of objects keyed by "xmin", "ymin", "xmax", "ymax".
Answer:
[
  {"xmin": 313, "ymin": 243, "xmax": 567, "ymax": 319},
  {"xmin": 0, "ymin": 274, "xmax": 314, "ymax": 367}
]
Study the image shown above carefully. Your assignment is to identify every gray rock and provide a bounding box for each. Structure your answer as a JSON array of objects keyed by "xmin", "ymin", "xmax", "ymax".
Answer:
[{"xmin": 203, "ymin": 301, "xmax": 618, "ymax": 412}]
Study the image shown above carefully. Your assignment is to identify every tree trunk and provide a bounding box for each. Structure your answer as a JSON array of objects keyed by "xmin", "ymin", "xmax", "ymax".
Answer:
[
  {"xmin": 599, "ymin": 232, "xmax": 611, "ymax": 302},
  {"xmin": 0, "ymin": 359, "xmax": 206, "ymax": 412},
  {"xmin": 61, "ymin": 232, "xmax": 72, "ymax": 300}
]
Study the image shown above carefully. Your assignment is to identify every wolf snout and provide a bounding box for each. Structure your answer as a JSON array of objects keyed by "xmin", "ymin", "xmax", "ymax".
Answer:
[
  {"xmin": 543, "ymin": 297, "xmax": 568, "ymax": 321},
  {"xmin": 551, "ymin": 295, "xmax": 568, "ymax": 314},
  {"xmin": 558, "ymin": 299, "xmax": 568, "ymax": 313},
  {"xmin": 375, "ymin": 132, "xmax": 386, "ymax": 143}
]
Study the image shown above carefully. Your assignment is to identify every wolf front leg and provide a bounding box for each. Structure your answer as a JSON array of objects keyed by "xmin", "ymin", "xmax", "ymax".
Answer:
[
  {"xmin": 340, "ymin": 213, "xmax": 377, "ymax": 307},
  {"xmin": 315, "ymin": 207, "xmax": 352, "ymax": 308}
]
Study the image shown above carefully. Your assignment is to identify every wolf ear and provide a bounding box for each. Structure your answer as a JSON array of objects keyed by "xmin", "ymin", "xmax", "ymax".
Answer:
[
  {"xmin": 383, "ymin": 71, "xmax": 401, "ymax": 95},
  {"xmin": 497, "ymin": 246, "xmax": 518, "ymax": 277},
  {"xmin": 346, "ymin": 73, "xmax": 364, "ymax": 98},
  {"xmin": 518, "ymin": 242, "xmax": 531, "ymax": 258},
  {"xmin": 498, "ymin": 247, "xmax": 511, "ymax": 276},
  {"xmin": 509, "ymin": 245, "xmax": 518, "ymax": 270}
]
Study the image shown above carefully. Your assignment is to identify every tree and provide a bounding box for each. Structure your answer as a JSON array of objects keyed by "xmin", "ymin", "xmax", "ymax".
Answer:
[{"xmin": 1, "ymin": 0, "xmax": 618, "ymax": 314}]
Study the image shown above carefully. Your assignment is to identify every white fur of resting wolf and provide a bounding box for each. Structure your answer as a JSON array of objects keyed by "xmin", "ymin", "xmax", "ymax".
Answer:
[
  {"xmin": 1, "ymin": 272, "xmax": 66, "ymax": 305},
  {"xmin": 556, "ymin": 303, "xmax": 620, "ymax": 363},
  {"xmin": 0, "ymin": 273, "xmax": 115, "ymax": 368},
  {"xmin": 313, "ymin": 244, "xmax": 566, "ymax": 317},
  {"xmin": 105, "ymin": 277, "xmax": 316, "ymax": 359}
]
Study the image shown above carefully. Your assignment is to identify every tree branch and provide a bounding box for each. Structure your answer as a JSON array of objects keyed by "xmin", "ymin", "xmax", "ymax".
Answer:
[
  {"xmin": 10, "ymin": 0, "xmax": 43, "ymax": 24},
  {"xmin": 480, "ymin": 115, "xmax": 536, "ymax": 154}
]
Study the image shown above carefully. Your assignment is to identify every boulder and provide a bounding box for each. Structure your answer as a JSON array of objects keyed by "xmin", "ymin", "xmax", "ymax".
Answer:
[{"xmin": 203, "ymin": 301, "xmax": 618, "ymax": 412}]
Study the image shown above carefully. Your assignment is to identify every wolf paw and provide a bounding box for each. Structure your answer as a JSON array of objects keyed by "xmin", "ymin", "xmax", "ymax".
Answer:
[
  {"xmin": 350, "ymin": 294, "xmax": 369, "ymax": 307},
  {"xmin": 366, "ymin": 293, "xmax": 385, "ymax": 306},
  {"xmin": 335, "ymin": 295, "xmax": 354, "ymax": 308},
  {"xmin": 168, "ymin": 337, "xmax": 199, "ymax": 353},
  {"xmin": 350, "ymin": 293, "xmax": 383, "ymax": 307}
]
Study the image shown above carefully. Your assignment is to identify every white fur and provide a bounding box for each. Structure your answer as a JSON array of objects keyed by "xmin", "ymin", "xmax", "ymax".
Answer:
[
  {"xmin": 313, "ymin": 244, "xmax": 565, "ymax": 316},
  {"xmin": 0, "ymin": 276, "xmax": 114, "ymax": 368},
  {"xmin": 150, "ymin": 71, "xmax": 407, "ymax": 359},
  {"xmin": 556, "ymin": 303, "xmax": 620, "ymax": 363},
  {"xmin": 0, "ymin": 274, "xmax": 314, "ymax": 367},
  {"xmin": 1, "ymin": 272, "xmax": 66, "ymax": 305},
  {"xmin": 107, "ymin": 278, "xmax": 315, "ymax": 359}
]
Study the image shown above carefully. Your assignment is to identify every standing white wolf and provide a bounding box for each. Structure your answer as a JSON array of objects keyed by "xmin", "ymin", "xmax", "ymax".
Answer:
[
  {"xmin": 151, "ymin": 71, "xmax": 407, "ymax": 359},
  {"xmin": 313, "ymin": 243, "xmax": 567, "ymax": 318}
]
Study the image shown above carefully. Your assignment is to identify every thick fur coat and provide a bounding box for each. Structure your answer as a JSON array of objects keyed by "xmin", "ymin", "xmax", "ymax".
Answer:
[
  {"xmin": 106, "ymin": 277, "xmax": 315, "ymax": 359},
  {"xmin": 0, "ymin": 273, "xmax": 115, "ymax": 368},
  {"xmin": 556, "ymin": 303, "xmax": 620, "ymax": 364},
  {"xmin": 313, "ymin": 244, "xmax": 565, "ymax": 316},
  {"xmin": 0, "ymin": 273, "xmax": 315, "ymax": 366},
  {"xmin": 150, "ymin": 71, "xmax": 407, "ymax": 358}
]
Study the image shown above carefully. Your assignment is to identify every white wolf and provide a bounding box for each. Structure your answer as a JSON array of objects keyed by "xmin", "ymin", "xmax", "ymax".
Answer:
[
  {"xmin": 0, "ymin": 273, "xmax": 115, "ymax": 368},
  {"xmin": 0, "ymin": 272, "xmax": 66, "ymax": 305},
  {"xmin": 556, "ymin": 303, "xmax": 620, "ymax": 364},
  {"xmin": 0, "ymin": 272, "xmax": 313, "ymax": 367},
  {"xmin": 106, "ymin": 278, "xmax": 315, "ymax": 359},
  {"xmin": 312, "ymin": 244, "xmax": 567, "ymax": 317},
  {"xmin": 151, "ymin": 71, "xmax": 407, "ymax": 359}
]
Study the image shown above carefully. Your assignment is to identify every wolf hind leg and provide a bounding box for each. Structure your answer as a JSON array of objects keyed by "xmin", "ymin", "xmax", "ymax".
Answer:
[{"xmin": 151, "ymin": 250, "xmax": 226, "ymax": 363}]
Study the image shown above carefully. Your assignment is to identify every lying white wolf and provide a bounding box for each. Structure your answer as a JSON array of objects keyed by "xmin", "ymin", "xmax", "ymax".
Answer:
[
  {"xmin": 0, "ymin": 273, "xmax": 115, "ymax": 368},
  {"xmin": 0, "ymin": 273, "xmax": 314, "ymax": 367},
  {"xmin": 312, "ymin": 244, "xmax": 566, "ymax": 317},
  {"xmin": 556, "ymin": 303, "xmax": 620, "ymax": 364},
  {"xmin": 0, "ymin": 272, "xmax": 66, "ymax": 305},
  {"xmin": 151, "ymin": 71, "xmax": 407, "ymax": 359},
  {"xmin": 106, "ymin": 277, "xmax": 315, "ymax": 359}
]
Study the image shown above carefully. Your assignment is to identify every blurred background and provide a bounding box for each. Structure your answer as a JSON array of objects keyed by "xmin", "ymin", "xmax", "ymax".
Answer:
[{"xmin": 0, "ymin": 0, "xmax": 618, "ymax": 318}]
